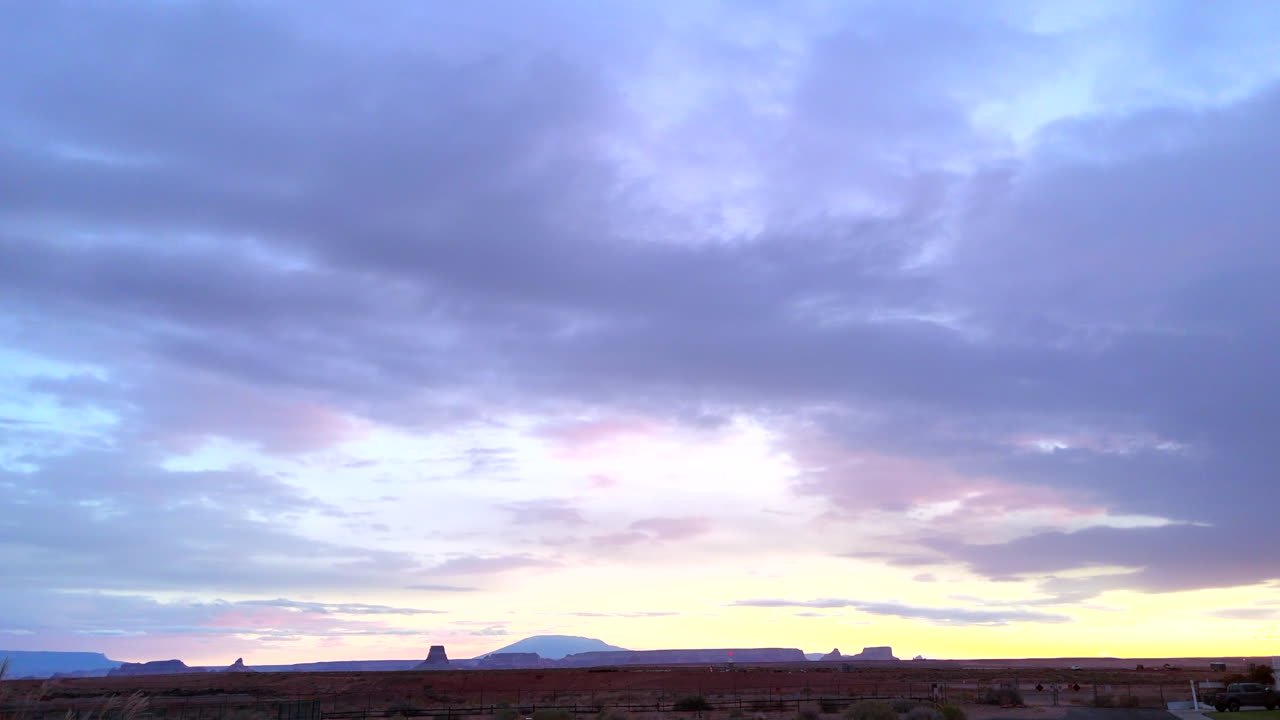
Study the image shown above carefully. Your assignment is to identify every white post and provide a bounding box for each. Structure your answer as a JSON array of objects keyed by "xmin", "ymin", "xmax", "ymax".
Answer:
[{"xmin": 1191, "ymin": 680, "xmax": 1199, "ymax": 711}]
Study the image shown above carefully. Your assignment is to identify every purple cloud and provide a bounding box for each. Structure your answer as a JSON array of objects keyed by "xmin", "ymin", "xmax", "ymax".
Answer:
[{"xmin": 2, "ymin": 0, "xmax": 1280, "ymax": 656}]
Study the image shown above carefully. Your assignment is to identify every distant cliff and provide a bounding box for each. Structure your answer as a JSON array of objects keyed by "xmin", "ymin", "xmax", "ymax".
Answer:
[
  {"xmin": 250, "ymin": 660, "xmax": 420, "ymax": 672},
  {"xmin": 479, "ymin": 635, "xmax": 625, "ymax": 660},
  {"xmin": 109, "ymin": 659, "xmax": 197, "ymax": 676},
  {"xmin": 477, "ymin": 653, "xmax": 543, "ymax": 669},
  {"xmin": 847, "ymin": 647, "xmax": 899, "ymax": 661},
  {"xmin": 0, "ymin": 651, "xmax": 121, "ymax": 679},
  {"xmin": 561, "ymin": 648, "xmax": 806, "ymax": 667}
]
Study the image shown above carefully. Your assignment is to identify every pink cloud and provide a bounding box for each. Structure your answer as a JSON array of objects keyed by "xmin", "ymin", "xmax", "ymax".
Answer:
[
  {"xmin": 589, "ymin": 531, "xmax": 649, "ymax": 547},
  {"xmin": 144, "ymin": 368, "xmax": 360, "ymax": 453},
  {"xmin": 537, "ymin": 416, "xmax": 661, "ymax": 457},
  {"xmin": 586, "ymin": 473, "xmax": 618, "ymax": 488},
  {"xmin": 784, "ymin": 432, "xmax": 1102, "ymax": 527},
  {"xmin": 585, "ymin": 517, "xmax": 713, "ymax": 548}
]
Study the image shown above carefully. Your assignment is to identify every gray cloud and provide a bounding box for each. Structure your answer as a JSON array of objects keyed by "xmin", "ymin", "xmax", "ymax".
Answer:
[
  {"xmin": 943, "ymin": 524, "xmax": 1280, "ymax": 597},
  {"xmin": 2, "ymin": 0, "xmax": 1280, "ymax": 637},
  {"xmin": 0, "ymin": 591, "xmax": 440, "ymax": 643},
  {"xmin": 729, "ymin": 598, "xmax": 1071, "ymax": 626}
]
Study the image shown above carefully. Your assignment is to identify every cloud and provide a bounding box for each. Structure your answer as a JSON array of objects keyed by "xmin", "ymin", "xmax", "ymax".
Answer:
[
  {"xmin": 404, "ymin": 584, "xmax": 480, "ymax": 592},
  {"xmin": 566, "ymin": 611, "xmax": 677, "ymax": 618},
  {"xmin": 235, "ymin": 599, "xmax": 443, "ymax": 615},
  {"xmin": 944, "ymin": 524, "xmax": 1280, "ymax": 596},
  {"xmin": 588, "ymin": 532, "xmax": 650, "ymax": 548},
  {"xmin": 730, "ymin": 598, "xmax": 854, "ymax": 609},
  {"xmin": 0, "ymin": 449, "xmax": 431, "ymax": 593},
  {"xmin": 425, "ymin": 555, "xmax": 560, "ymax": 576},
  {"xmin": 1203, "ymin": 608, "xmax": 1280, "ymax": 621},
  {"xmin": 3, "ymin": 0, "xmax": 1280, "ymax": 652},
  {"xmin": 0, "ymin": 591, "xmax": 441, "ymax": 647},
  {"xmin": 628, "ymin": 517, "xmax": 713, "ymax": 541},
  {"xmin": 729, "ymin": 598, "xmax": 1071, "ymax": 626},
  {"xmin": 498, "ymin": 499, "xmax": 586, "ymax": 526}
]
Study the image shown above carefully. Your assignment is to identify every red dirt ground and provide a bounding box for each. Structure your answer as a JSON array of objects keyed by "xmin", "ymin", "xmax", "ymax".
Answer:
[{"xmin": 1, "ymin": 657, "xmax": 1257, "ymax": 715}]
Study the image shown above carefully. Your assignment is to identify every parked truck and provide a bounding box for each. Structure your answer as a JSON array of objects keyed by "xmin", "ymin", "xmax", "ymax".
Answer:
[{"xmin": 1205, "ymin": 683, "xmax": 1279, "ymax": 711}]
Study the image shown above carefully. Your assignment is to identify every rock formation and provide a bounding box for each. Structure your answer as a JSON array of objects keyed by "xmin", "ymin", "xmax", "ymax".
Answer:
[
  {"xmin": 561, "ymin": 648, "xmax": 806, "ymax": 667},
  {"xmin": 477, "ymin": 652, "xmax": 542, "ymax": 669},
  {"xmin": 846, "ymin": 647, "xmax": 898, "ymax": 661},
  {"xmin": 254, "ymin": 660, "xmax": 419, "ymax": 672},
  {"xmin": 478, "ymin": 635, "xmax": 626, "ymax": 659},
  {"xmin": 223, "ymin": 658, "xmax": 254, "ymax": 672},
  {"xmin": 414, "ymin": 645, "xmax": 450, "ymax": 669},
  {"xmin": 108, "ymin": 659, "xmax": 194, "ymax": 676},
  {"xmin": 820, "ymin": 648, "xmax": 842, "ymax": 661}
]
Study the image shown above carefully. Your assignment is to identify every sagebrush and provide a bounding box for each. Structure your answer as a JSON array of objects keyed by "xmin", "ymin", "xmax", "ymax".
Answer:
[{"xmin": 842, "ymin": 700, "xmax": 896, "ymax": 720}]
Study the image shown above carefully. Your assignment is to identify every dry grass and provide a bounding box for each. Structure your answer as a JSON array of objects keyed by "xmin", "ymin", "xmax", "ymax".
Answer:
[{"xmin": 1, "ymin": 660, "xmax": 148, "ymax": 720}]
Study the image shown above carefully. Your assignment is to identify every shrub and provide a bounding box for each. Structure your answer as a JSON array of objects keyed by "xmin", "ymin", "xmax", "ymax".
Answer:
[
  {"xmin": 673, "ymin": 695, "xmax": 713, "ymax": 712},
  {"xmin": 797, "ymin": 709, "xmax": 820, "ymax": 720},
  {"xmin": 1249, "ymin": 665, "xmax": 1277, "ymax": 686},
  {"xmin": 980, "ymin": 687, "xmax": 1023, "ymax": 706},
  {"xmin": 890, "ymin": 699, "xmax": 918, "ymax": 713},
  {"xmin": 494, "ymin": 704, "xmax": 519, "ymax": 720},
  {"xmin": 904, "ymin": 708, "xmax": 941, "ymax": 720},
  {"xmin": 938, "ymin": 705, "xmax": 966, "ymax": 720},
  {"xmin": 843, "ymin": 700, "xmax": 897, "ymax": 720},
  {"xmin": 596, "ymin": 710, "xmax": 629, "ymax": 720},
  {"xmin": 819, "ymin": 700, "xmax": 849, "ymax": 714},
  {"xmin": 531, "ymin": 710, "xmax": 573, "ymax": 720}
]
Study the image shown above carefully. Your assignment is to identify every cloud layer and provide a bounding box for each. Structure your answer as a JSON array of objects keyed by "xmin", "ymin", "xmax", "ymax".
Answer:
[{"xmin": 3, "ymin": 0, "xmax": 1280, "ymax": 660}]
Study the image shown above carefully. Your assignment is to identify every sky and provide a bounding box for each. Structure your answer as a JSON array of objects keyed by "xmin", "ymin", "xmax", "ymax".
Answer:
[{"xmin": 2, "ymin": 0, "xmax": 1280, "ymax": 666}]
